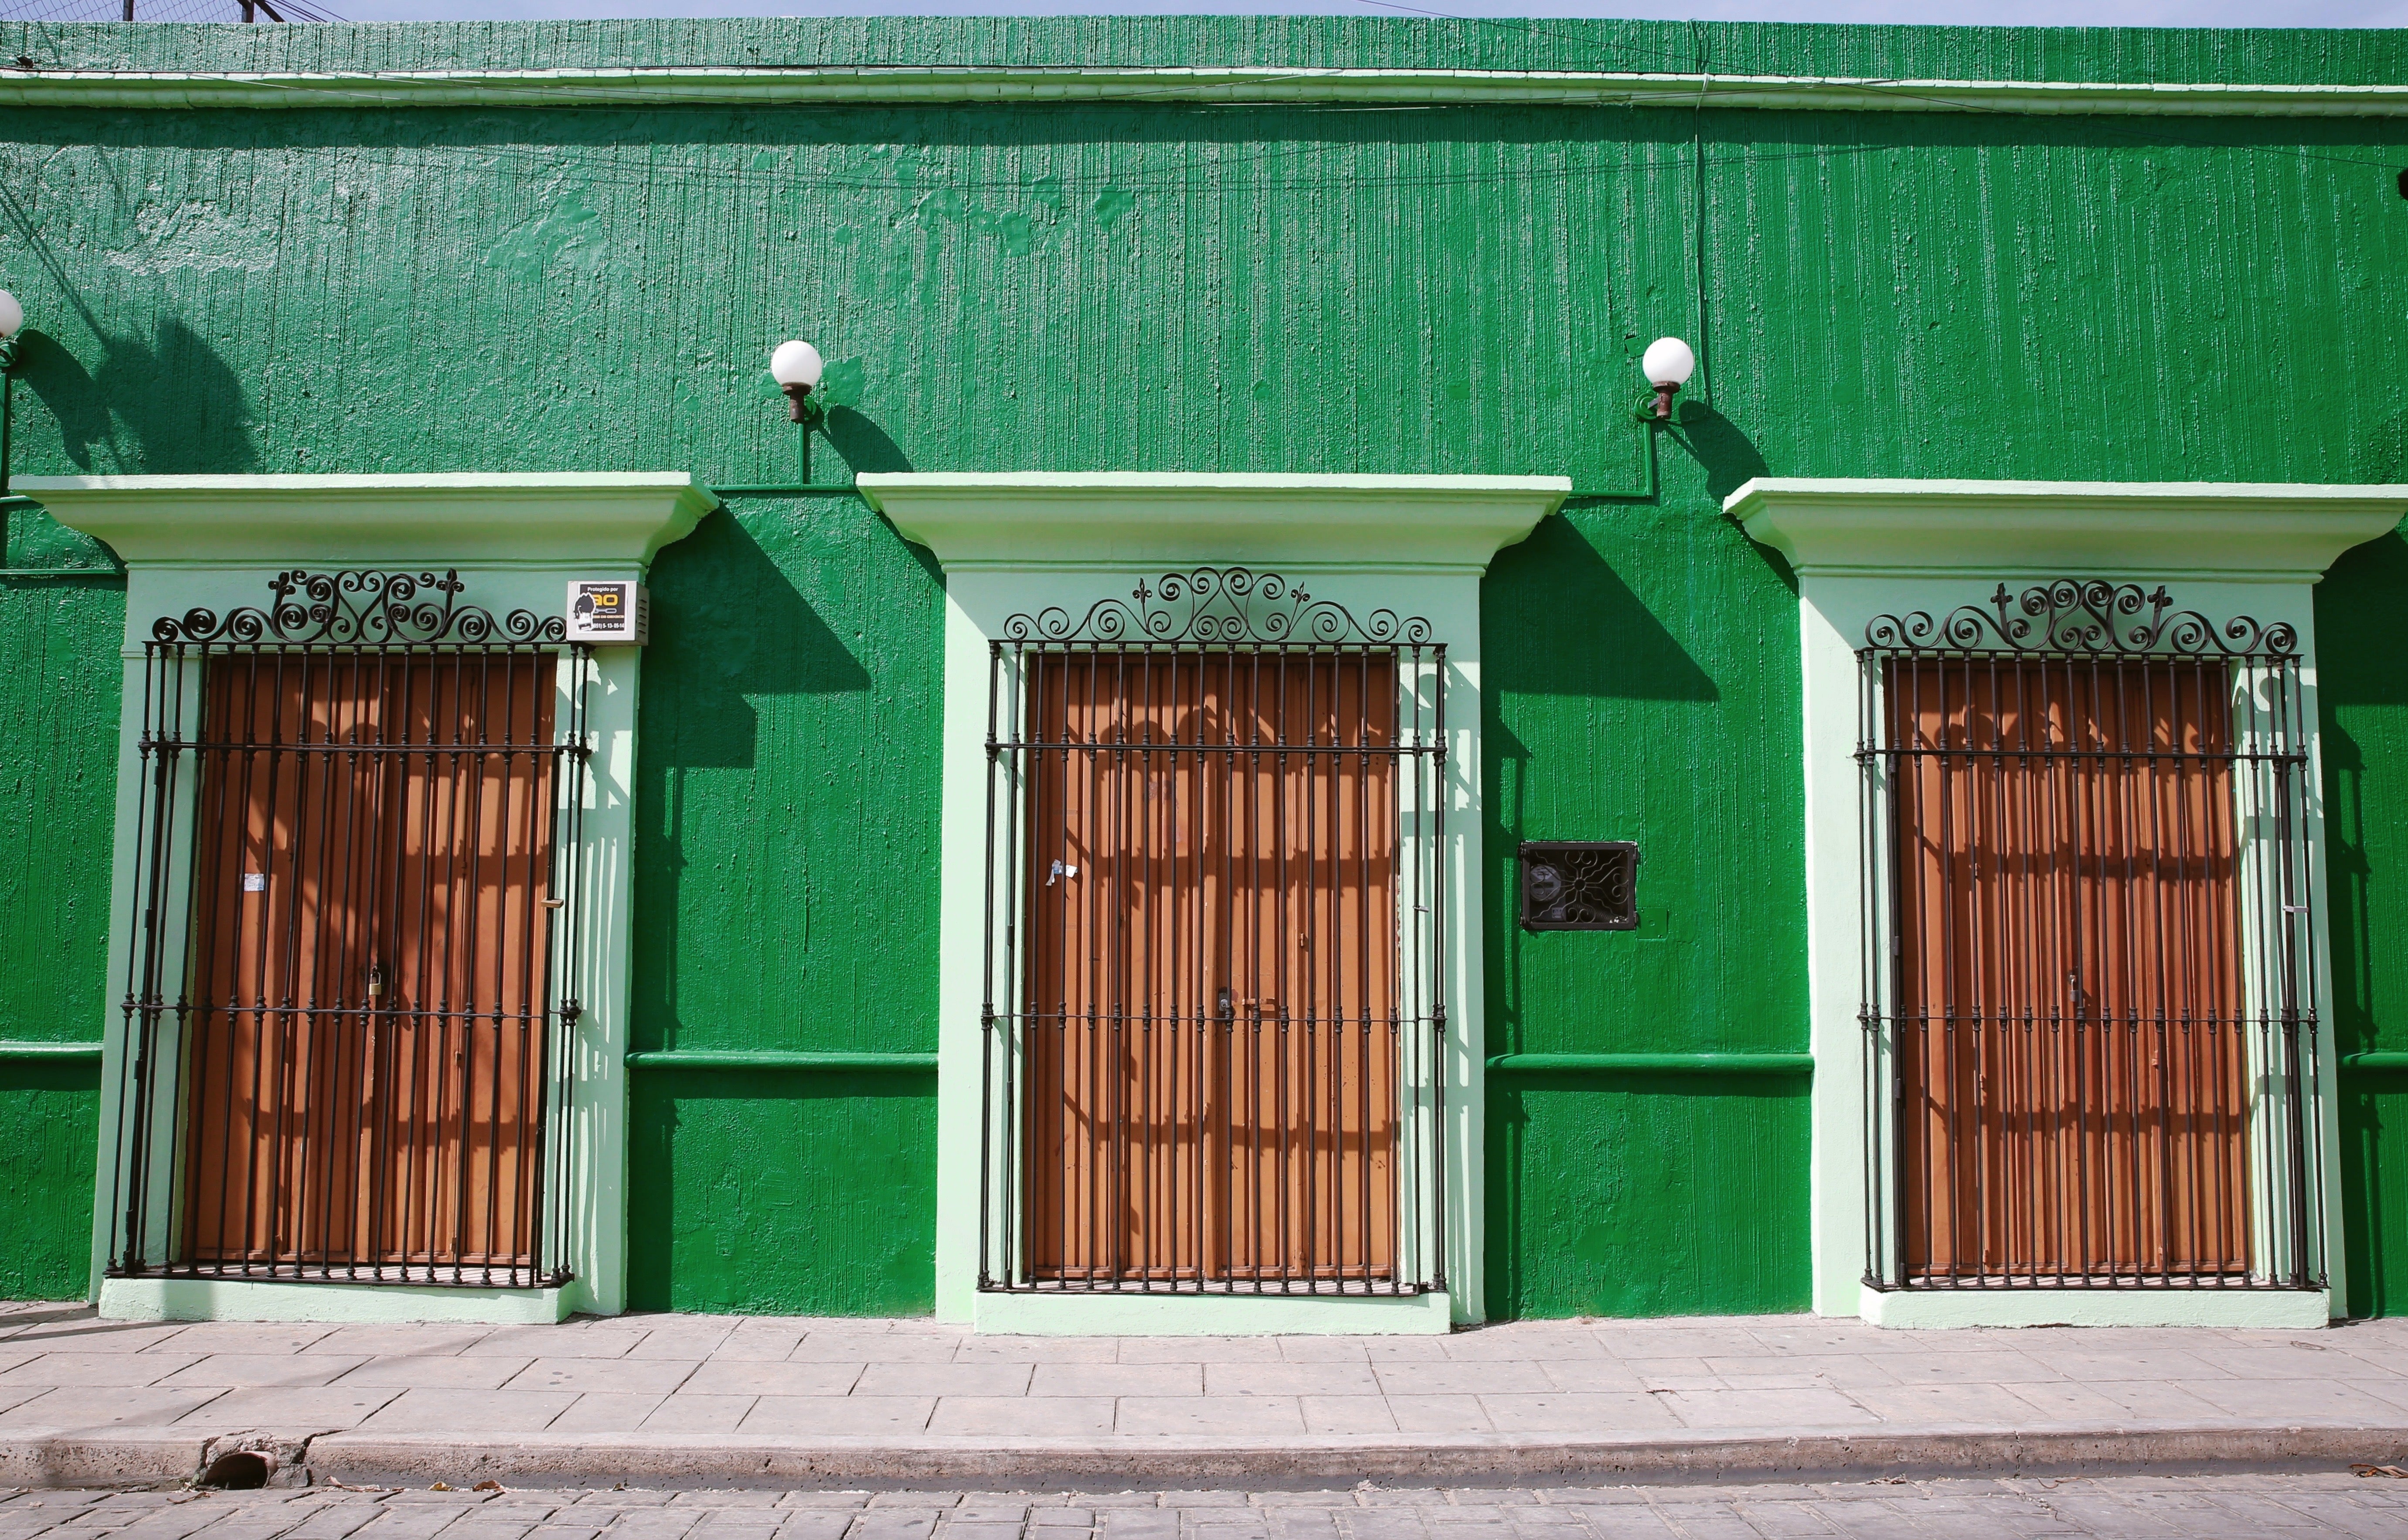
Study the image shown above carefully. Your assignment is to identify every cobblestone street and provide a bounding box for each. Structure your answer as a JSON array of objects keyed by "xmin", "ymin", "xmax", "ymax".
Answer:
[{"xmin": 9, "ymin": 1476, "xmax": 2408, "ymax": 1540}]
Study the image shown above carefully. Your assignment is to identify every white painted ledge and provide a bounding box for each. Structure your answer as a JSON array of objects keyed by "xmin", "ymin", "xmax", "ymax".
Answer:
[
  {"xmin": 0, "ymin": 67, "xmax": 2403, "ymax": 118},
  {"xmin": 19, "ymin": 473, "xmax": 720, "ymax": 569},
  {"xmin": 1726, "ymin": 477, "xmax": 2408, "ymax": 581},
  {"xmin": 859, "ymin": 472, "xmax": 1567, "ymax": 571},
  {"xmin": 1862, "ymin": 1283, "xmax": 2332, "ymax": 1331},
  {"xmin": 99, "ymin": 1277, "xmax": 575, "ymax": 1325}
]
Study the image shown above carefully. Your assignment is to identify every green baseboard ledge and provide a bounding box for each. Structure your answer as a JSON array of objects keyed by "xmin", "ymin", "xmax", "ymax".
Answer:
[
  {"xmin": 1484, "ymin": 1051, "xmax": 1813, "ymax": 1076},
  {"xmin": 625, "ymin": 1049, "xmax": 937, "ymax": 1073},
  {"xmin": 2342, "ymin": 1052, "xmax": 2408, "ymax": 1073},
  {"xmin": 0, "ymin": 1040, "xmax": 104, "ymax": 1062}
]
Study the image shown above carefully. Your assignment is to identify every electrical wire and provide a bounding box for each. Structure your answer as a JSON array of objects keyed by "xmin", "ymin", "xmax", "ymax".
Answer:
[{"xmin": 2, "ymin": 0, "xmax": 341, "ymax": 21}]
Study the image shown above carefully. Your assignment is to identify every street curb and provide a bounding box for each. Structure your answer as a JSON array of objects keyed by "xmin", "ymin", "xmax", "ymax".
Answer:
[
  {"xmin": 12, "ymin": 1423, "xmax": 2408, "ymax": 1489},
  {"xmin": 0, "ymin": 1430, "xmax": 209, "ymax": 1490},
  {"xmin": 306, "ymin": 1425, "xmax": 2408, "ymax": 1485}
]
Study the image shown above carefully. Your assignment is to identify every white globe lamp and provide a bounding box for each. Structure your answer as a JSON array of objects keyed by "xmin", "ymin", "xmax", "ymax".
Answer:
[
  {"xmin": 1639, "ymin": 336, "xmax": 1694, "ymax": 421},
  {"xmin": 770, "ymin": 340, "xmax": 825, "ymax": 422}
]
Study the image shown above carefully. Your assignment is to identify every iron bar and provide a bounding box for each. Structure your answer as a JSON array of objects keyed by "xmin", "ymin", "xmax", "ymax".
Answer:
[
  {"xmin": 1858, "ymin": 580, "xmax": 2323, "ymax": 1293},
  {"xmin": 105, "ymin": 571, "xmax": 586, "ymax": 1291},
  {"xmin": 978, "ymin": 569, "xmax": 1443, "ymax": 1297}
]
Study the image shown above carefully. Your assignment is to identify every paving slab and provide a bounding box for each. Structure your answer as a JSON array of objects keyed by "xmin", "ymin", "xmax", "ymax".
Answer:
[{"xmin": 3, "ymin": 1312, "xmax": 2408, "ymax": 1489}]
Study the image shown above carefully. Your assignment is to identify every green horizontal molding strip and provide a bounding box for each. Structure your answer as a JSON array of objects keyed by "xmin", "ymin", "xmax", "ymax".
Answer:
[
  {"xmin": 625, "ymin": 1049, "xmax": 938, "ymax": 1073},
  {"xmin": 2342, "ymin": 1053, "xmax": 2408, "ymax": 1073},
  {"xmin": 712, "ymin": 485, "xmax": 861, "ymax": 497},
  {"xmin": 1486, "ymin": 1051, "xmax": 1814, "ymax": 1076},
  {"xmin": 0, "ymin": 67, "xmax": 2400, "ymax": 116},
  {"xmin": 0, "ymin": 1040, "xmax": 105, "ymax": 1063}
]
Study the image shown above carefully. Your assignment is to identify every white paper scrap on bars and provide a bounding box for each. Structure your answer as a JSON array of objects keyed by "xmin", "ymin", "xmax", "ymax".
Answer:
[{"xmin": 242, "ymin": 873, "xmax": 266, "ymax": 892}]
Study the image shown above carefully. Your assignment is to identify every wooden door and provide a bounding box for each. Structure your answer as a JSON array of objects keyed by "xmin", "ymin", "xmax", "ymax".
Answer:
[
  {"xmin": 1021, "ymin": 649, "xmax": 1400, "ymax": 1288},
  {"xmin": 1891, "ymin": 658, "xmax": 2250, "ymax": 1282},
  {"xmin": 182, "ymin": 650, "xmax": 558, "ymax": 1279}
]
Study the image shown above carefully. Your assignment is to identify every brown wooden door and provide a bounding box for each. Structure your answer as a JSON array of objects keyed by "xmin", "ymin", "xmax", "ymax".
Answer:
[
  {"xmin": 1022, "ymin": 650, "xmax": 1400, "ymax": 1288},
  {"xmin": 1891, "ymin": 658, "xmax": 2250, "ymax": 1283},
  {"xmin": 182, "ymin": 651, "xmax": 558, "ymax": 1280}
]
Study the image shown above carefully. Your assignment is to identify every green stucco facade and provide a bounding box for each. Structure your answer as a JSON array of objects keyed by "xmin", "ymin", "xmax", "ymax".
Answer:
[{"xmin": 1, "ymin": 16, "xmax": 2405, "ymax": 1321}]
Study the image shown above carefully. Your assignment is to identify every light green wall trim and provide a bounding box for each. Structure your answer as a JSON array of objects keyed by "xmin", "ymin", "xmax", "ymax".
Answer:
[
  {"xmin": 2343, "ymin": 1053, "xmax": 2408, "ymax": 1072},
  {"xmin": 1862, "ymin": 1283, "xmax": 2332, "ymax": 1330},
  {"xmin": 861, "ymin": 473, "xmax": 1569, "ymax": 571},
  {"xmin": 1727, "ymin": 478, "xmax": 2408, "ymax": 582},
  {"xmin": 1754, "ymin": 480, "xmax": 2389, "ymax": 1326},
  {"xmin": 0, "ymin": 1042, "xmax": 102, "ymax": 1063},
  {"xmin": 626, "ymin": 1049, "xmax": 938, "ymax": 1073},
  {"xmin": 973, "ymin": 1288, "xmax": 1454, "ymax": 1336},
  {"xmin": 44, "ymin": 475, "xmax": 715, "ymax": 1324},
  {"xmin": 903, "ymin": 476, "xmax": 1548, "ymax": 1332},
  {"xmin": 19, "ymin": 474, "xmax": 720, "ymax": 569},
  {"xmin": 1486, "ymin": 1052, "xmax": 1813, "ymax": 1076},
  {"xmin": 99, "ymin": 1277, "xmax": 574, "ymax": 1324},
  {"xmin": 3, "ymin": 65, "xmax": 2405, "ymax": 117}
]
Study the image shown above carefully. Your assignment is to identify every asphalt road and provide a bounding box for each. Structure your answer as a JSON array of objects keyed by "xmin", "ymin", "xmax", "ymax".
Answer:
[{"xmin": 9, "ymin": 1473, "xmax": 2408, "ymax": 1540}]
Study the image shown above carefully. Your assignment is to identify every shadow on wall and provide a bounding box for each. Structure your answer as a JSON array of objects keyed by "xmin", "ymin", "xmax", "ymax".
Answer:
[
  {"xmin": 626, "ymin": 1066, "xmax": 938, "ymax": 1315},
  {"xmin": 2313, "ymin": 514, "xmax": 2408, "ymax": 1320},
  {"xmin": 16, "ymin": 320, "xmax": 258, "ymax": 474},
  {"xmin": 820, "ymin": 407, "xmax": 912, "ymax": 476},
  {"xmin": 643, "ymin": 508, "xmax": 873, "ymax": 773},
  {"xmin": 630, "ymin": 505, "xmax": 882, "ymax": 1055},
  {"xmin": 1668, "ymin": 403, "xmax": 1769, "ymax": 508},
  {"xmin": 1484, "ymin": 515, "xmax": 1718, "ymax": 702},
  {"xmin": 1677, "ymin": 405, "xmax": 1801, "ymax": 596}
]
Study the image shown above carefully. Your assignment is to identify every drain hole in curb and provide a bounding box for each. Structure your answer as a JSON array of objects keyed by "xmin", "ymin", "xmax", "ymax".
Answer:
[{"xmin": 200, "ymin": 1451, "xmax": 273, "ymax": 1490}]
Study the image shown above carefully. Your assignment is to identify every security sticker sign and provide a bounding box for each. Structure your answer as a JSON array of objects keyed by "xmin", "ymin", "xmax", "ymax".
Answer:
[{"xmin": 566, "ymin": 581, "xmax": 649, "ymax": 644}]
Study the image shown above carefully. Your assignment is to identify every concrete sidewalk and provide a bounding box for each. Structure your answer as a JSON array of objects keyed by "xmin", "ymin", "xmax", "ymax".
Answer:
[{"xmin": 4, "ymin": 1303, "xmax": 2408, "ymax": 1488}]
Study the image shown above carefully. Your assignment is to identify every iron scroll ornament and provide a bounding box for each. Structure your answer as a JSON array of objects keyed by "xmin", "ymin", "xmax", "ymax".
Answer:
[
  {"xmin": 152, "ymin": 569, "xmax": 568, "ymax": 645},
  {"xmin": 1001, "ymin": 567, "xmax": 1433, "ymax": 647},
  {"xmin": 1862, "ymin": 579, "xmax": 2297, "ymax": 659}
]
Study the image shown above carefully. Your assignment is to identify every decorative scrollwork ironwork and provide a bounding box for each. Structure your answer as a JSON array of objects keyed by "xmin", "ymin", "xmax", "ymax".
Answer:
[
  {"xmin": 152, "ymin": 569, "xmax": 567, "ymax": 646},
  {"xmin": 1000, "ymin": 567, "xmax": 1432, "ymax": 647},
  {"xmin": 1863, "ymin": 579, "xmax": 2296, "ymax": 659},
  {"xmin": 1519, "ymin": 841, "xmax": 1639, "ymax": 932}
]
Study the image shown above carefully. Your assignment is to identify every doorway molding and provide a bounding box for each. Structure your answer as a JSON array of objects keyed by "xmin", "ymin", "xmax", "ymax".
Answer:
[
  {"xmin": 1729, "ymin": 477, "xmax": 2408, "ymax": 1329},
  {"xmin": 21, "ymin": 472, "xmax": 718, "ymax": 1323},
  {"xmin": 860, "ymin": 472, "xmax": 1565, "ymax": 1333}
]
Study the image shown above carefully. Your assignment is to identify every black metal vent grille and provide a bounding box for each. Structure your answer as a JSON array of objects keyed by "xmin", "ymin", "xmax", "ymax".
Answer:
[{"xmin": 1518, "ymin": 842, "xmax": 1639, "ymax": 931}]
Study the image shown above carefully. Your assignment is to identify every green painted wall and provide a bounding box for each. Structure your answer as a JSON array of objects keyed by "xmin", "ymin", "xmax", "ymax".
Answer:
[
  {"xmin": 0, "ymin": 16, "xmax": 2404, "ymax": 1314},
  {"xmin": 2320, "ymin": 521, "xmax": 2408, "ymax": 1320},
  {"xmin": 1482, "ymin": 501, "xmax": 1810, "ymax": 1317},
  {"xmin": 0, "ymin": 508, "xmax": 123, "ymax": 1300},
  {"xmin": 627, "ymin": 498, "xmax": 945, "ymax": 1315}
]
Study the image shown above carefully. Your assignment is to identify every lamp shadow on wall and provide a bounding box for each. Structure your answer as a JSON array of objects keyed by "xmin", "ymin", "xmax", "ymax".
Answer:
[
  {"xmin": 641, "ymin": 507, "xmax": 872, "ymax": 772},
  {"xmin": 1484, "ymin": 515, "xmax": 1718, "ymax": 703},
  {"xmin": 819, "ymin": 407, "xmax": 912, "ymax": 476},
  {"xmin": 1481, "ymin": 517, "xmax": 1720, "ymax": 1056},
  {"xmin": 15, "ymin": 320, "xmax": 259, "ymax": 475},
  {"xmin": 1668, "ymin": 403, "xmax": 1769, "ymax": 508},
  {"xmin": 631, "ymin": 506, "xmax": 878, "ymax": 1051}
]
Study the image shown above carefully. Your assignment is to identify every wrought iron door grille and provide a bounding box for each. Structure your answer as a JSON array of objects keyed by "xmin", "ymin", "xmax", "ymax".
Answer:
[
  {"xmin": 1857, "ymin": 580, "xmax": 2325, "ymax": 1292},
  {"xmin": 978, "ymin": 569, "xmax": 1448, "ymax": 1296},
  {"xmin": 105, "ymin": 570, "xmax": 591, "ymax": 1290}
]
